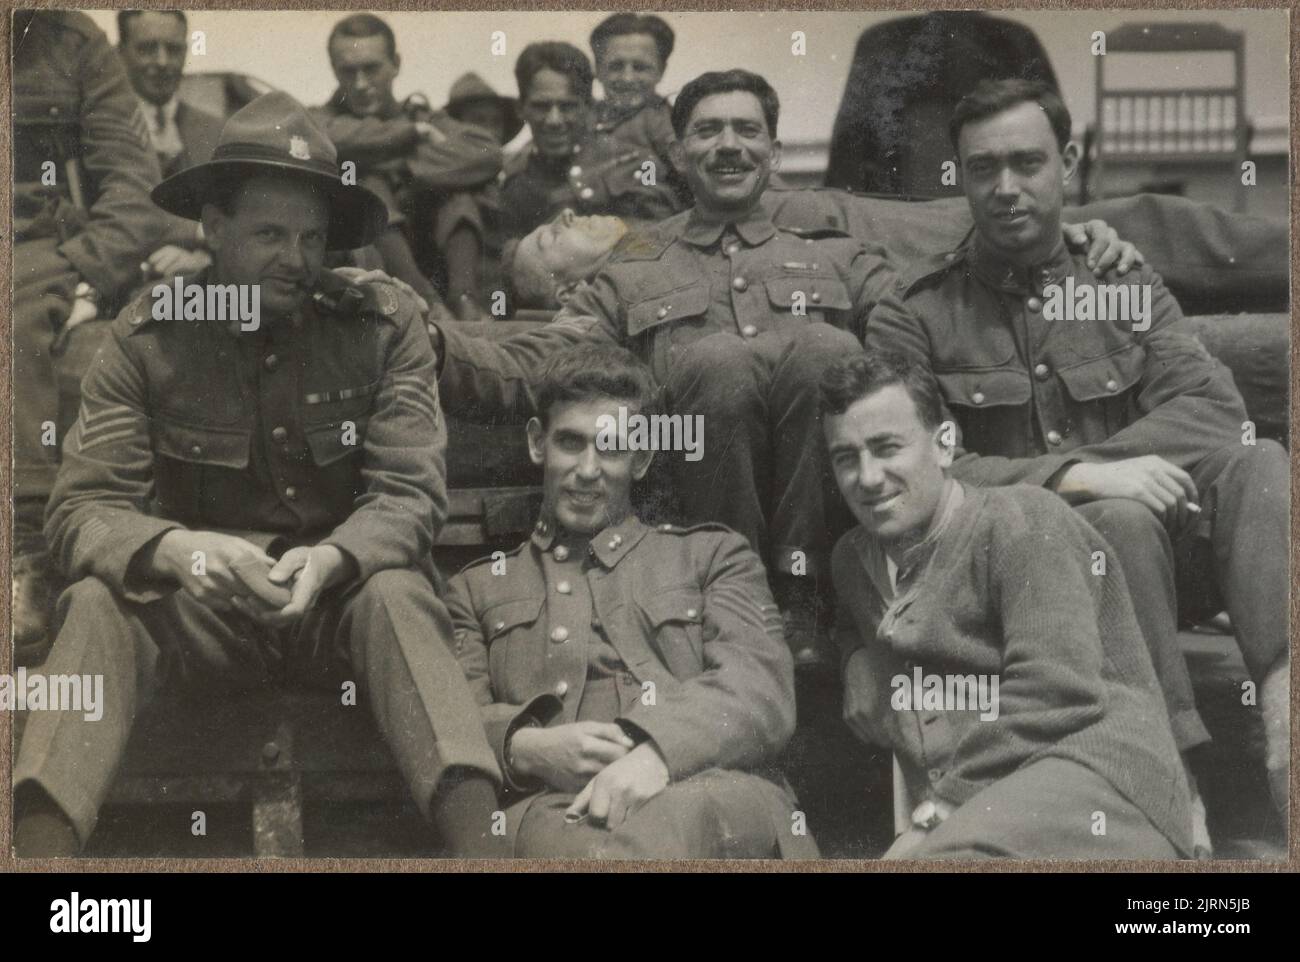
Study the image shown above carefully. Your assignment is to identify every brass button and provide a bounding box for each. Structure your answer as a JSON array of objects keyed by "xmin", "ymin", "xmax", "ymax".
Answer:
[
  {"xmin": 1026, "ymin": 296, "xmax": 1043, "ymax": 312},
  {"xmin": 556, "ymin": 580, "xmax": 571, "ymax": 595},
  {"xmin": 810, "ymin": 291, "xmax": 821, "ymax": 303},
  {"xmin": 554, "ymin": 680, "xmax": 569, "ymax": 697},
  {"xmin": 726, "ymin": 243, "xmax": 741, "ymax": 255},
  {"xmin": 493, "ymin": 620, "xmax": 506, "ymax": 632},
  {"xmin": 659, "ymin": 523, "xmax": 673, "ymax": 531},
  {"xmin": 685, "ymin": 608, "xmax": 698, "ymax": 619},
  {"xmin": 944, "ymin": 252, "xmax": 957, "ymax": 262},
  {"xmin": 550, "ymin": 626, "xmax": 569, "ymax": 643},
  {"xmin": 731, "ymin": 276, "xmax": 748, "ymax": 292},
  {"xmin": 741, "ymin": 324, "xmax": 758, "ymax": 338},
  {"xmin": 271, "ymin": 426, "xmax": 288, "ymax": 444},
  {"xmin": 1034, "ymin": 363, "xmax": 1050, "ymax": 380},
  {"xmin": 263, "ymin": 354, "xmax": 279, "ymax": 371},
  {"xmin": 284, "ymin": 486, "xmax": 298, "ymax": 500},
  {"xmin": 971, "ymin": 391, "xmax": 986, "ymax": 405},
  {"xmin": 1046, "ymin": 430, "xmax": 1063, "ymax": 446},
  {"xmin": 1105, "ymin": 378, "xmax": 1119, "ymax": 392},
  {"xmin": 656, "ymin": 306, "xmax": 669, "ymax": 319},
  {"xmin": 190, "ymin": 445, "xmax": 203, "ymax": 457},
  {"xmin": 928, "ymin": 768, "xmax": 943, "ymax": 782},
  {"xmin": 553, "ymin": 545, "xmax": 569, "ymax": 562},
  {"xmin": 578, "ymin": 187, "xmax": 595, "ymax": 200},
  {"xmin": 569, "ymin": 165, "xmax": 583, "ymax": 178}
]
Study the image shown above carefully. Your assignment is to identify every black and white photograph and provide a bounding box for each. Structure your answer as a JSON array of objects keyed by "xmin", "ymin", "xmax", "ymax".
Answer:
[{"xmin": 3, "ymin": 4, "xmax": 1291, "ymax": 878}]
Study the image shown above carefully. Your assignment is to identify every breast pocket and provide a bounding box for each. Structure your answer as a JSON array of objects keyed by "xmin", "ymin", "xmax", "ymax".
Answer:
[
  {"xmin": 932, "ymin": 367, "xmax": 1032, "ymax": 456},
  {"xmin": 764, "ymin": 274, "xmax": 853, "ymax": 327},
  {"xmin": 481, "ymin": 596, "xmax": 545, "ymax": 703},
  {"xmin": 636, "ymin": 584, "xmax": 706, "ymax": 680},
  {"xmin": 1057, "ymin": 342, "xmax": 1146, "ymax": 439},
  {"xmin": 305, "ymin": 416, "xmax": 371, "ymax": 467},
  {"xmin": 152, "ymin": 419, "xmax": 252, "ymax": 519}
]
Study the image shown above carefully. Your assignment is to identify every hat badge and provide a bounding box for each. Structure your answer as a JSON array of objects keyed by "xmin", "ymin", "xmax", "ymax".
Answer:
[{"xmin": 289, "ymin": 135, "xmax": 311, "ymax": 161}]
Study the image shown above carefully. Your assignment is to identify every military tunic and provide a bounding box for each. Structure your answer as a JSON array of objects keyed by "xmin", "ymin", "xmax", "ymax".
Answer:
[
  {"xmin": 866, "ymin": 232, "xmax": 1287, "ymax": 737},
  {"xmin": 439, "ymin": 203, "xmax": 897, "ymax": 574},
  {"xmin": 495, "ymin": 132, "xmax": 683, "ymax": 240},
  {"xmin": 12, "ymin": 10, "xmax": 174, "ymax": 501},
  {"xmin": 445, "ymin": 515, "xmax": 817, "ymax": 858},
  {"xmin": 17, "ymin": 273, "xmax": 499, "ymax": 845}
]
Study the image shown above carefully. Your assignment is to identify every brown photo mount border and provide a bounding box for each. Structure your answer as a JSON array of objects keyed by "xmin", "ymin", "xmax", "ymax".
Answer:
[{"xmin": 1, "ymin": 0, "xmax": 1296, "ymax": 875}]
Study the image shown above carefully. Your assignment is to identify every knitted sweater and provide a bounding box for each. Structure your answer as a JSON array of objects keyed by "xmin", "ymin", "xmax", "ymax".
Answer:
[{"xmin": 831, "ymin": 481, "xmax": 1193, "ymax": 855}]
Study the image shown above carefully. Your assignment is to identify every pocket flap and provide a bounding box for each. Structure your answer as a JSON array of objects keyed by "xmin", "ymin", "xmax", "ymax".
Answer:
[
  {"xmin": 1057, "ymin": 343, "xmax": 1146, "ymax": 402},
  {"xmin": 482, "ymin": 597, "xmax": 545, "ymax": 639},
  {"xmin": 306, "ymin": 417, "xmax": 369, "ymax": 467},
  {"xmin": 933, "ymin": 368, "xmax": 1031, "ymax": 408},
  {"xmin": 764, "ymin": 276, "xmax": 852, "ymax": 311},
  {"xmin": 626, "ymin": 284, "xmax": 711, "ymax": 338},
  {"xmin": 637, "ymin": 585, "xmax": 705, "ymax": 627},
  {"xmin": 155, "ymin": 421, "xmax": 251, "ymax": 469}
]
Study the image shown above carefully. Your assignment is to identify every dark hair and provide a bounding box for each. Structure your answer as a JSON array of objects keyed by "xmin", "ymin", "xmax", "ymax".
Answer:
[
  {"xmin": 590, "ymin": 13, "xmax": 675, "ymax": 66},
  {"xmin": 671, "ymin": 69, "xmax": 779, "ymax": 139},
  {"xmin": 535, "ymin": 344, "xmax": 659, "ymax": 429},
  {"xmin": 949, "ymin": 78, "xmax": 1072, "ymax": 154},
  {"xmin": 327, "ymin": 13, "xmax": 397, "ymax": 62},
  {"xmin": 819, "ymin": 350, "xmax": 944, "ymax": 430},
  {"xmin": 515, "ymin": 42, "xmax": 593, "ymax": 103},
  {"xmin": 118, "ymin": 10, "xmax": 187, "ymax": 44}
]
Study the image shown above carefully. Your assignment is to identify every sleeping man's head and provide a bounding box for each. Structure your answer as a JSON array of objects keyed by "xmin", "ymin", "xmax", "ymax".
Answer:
[{"xmin": 508, "ymin": 207, "xmax": 628, "ymax": 309}]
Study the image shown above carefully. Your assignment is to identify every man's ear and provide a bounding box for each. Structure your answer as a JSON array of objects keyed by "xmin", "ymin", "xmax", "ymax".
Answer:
[
  {"xmin": 526, "ymin": 417, "xmax": 546, "ymax": 467},
  {"xmin": 1061, "ymin": 141, "xmax": 1081, "ymax": 185},
  {"xmin": 933, "ymin": 422, "xmax": 956, "ymax": 469},
  {"xmin": 199, "ymin": 204, "xmax": 225, "ymax": 253},
  {"xmin": 553, "ymin": 280, "xmax": 580, "ymax": 306},
  {"xmin": 631, "ymin": 446, "xmax": 654, "ymax": 482},
  {"xmin": 668, "ymin": 139, "xmax": 687, "ymax": 177},
  {"xmin": 770, "ymin": 139, "xmax": 783, "ymax": 172},
  {"xmin": 392, "ymin": 52, "xmax": 402, "ymax": 75}
]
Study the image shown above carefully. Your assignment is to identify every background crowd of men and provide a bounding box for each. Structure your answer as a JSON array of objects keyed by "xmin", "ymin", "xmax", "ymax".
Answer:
[{"xmin": 9, "ymin": 9, "xmax": 1288, "ymax": 860}]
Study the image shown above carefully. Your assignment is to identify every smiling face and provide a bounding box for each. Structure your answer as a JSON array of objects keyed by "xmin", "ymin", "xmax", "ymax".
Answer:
[
  {"xmin": 120, "ymin": 12, "xmax": 188, "ymax": 107},
  {"xmin": 824, "ymin": 383, "xmax": 953, "ymax": 551},
  {"xmin": 596, "ymin": 33, "xmax": 664, "ymax": 112},
  {"xmin": 202, "ymin": 174, "xmax": 330, "ymax": 318},
  {"xmin": 673, "ymin": 90, "xmax": 779, "ymax": 217},
  {"xmin": 528, "ymin": 397, "xmax": 651, "ymax": 536},
  {"xmin": 329, "ymin": 34, "xmax": 400, "ymax": 118},
  {"xmin": 521, "ymin": 68, "xmax": 589, "ymax": 161},
  {"xmin": 958, "ymin": 100, "xmax": 1079, "ymax": 265}
]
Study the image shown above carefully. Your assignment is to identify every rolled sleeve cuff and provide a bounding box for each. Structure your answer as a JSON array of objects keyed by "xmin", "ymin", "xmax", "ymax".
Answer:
[
  {"xmin": 490, "ymin": 693, "xmax": 563, "ymax": 792},
  {"xmin": 615, "ymin": 708, "xmax": 700, "ymax": 780}
]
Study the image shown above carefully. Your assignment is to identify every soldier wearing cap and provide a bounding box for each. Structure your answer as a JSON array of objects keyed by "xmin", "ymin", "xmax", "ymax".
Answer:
[
  {"xmin": 865, "ymin": 79, "xmax": 1290, "ymax": 817},
  {"xmin": 13, "ymin": 92, "xmax": 504, "ymax": 858},
  {"xmin": 445, "ymin": 73, "xmax": 524, "ymax": 148},
  {"xmin": 445, "ymin": 344, "xmax": 815, "ymax": 858},
  {"xmin": 313, "ymin": 13, "xmax": 503, "ymax": 313}
]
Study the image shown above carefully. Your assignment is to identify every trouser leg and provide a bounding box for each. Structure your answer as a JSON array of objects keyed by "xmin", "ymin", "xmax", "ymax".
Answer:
[
  {"xmin": 1075, "ymin": 498, "xmax": 1210, "ymax": 752},
  {"xmin": 761, "ymin": 322, "xmax": 862, "ymax": 578},
  {"xmin": 322, "ymin": 568, "xmax": 501, "ymax": 821},
  {"xmin": 1180, "ymin": 440, "xmax": 1290, "ymax": 807},
  {"xmin": 662, "ymin": 333, "xmax": 770, "ymax": 559},
  {"xmin": 905, "ymin": 757, "xmax": 1183, "ymax": 860},
  {"xmin": 14, "ymin": 578, "xmax": 163, "ymax": 846},
  {"xmin": 514, "ymin": 770, "xmax": 792, "ymax": 859}
]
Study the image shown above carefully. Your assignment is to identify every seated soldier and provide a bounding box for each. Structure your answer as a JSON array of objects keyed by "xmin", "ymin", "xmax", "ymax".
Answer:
[
  {"xmin": 435, "ymin": 69, "xmax": 1137, "ymax": 667},
  {"xmin": 444, "ymin": 344, "xmax": 815, "ymax": 859},
  {"xmin": 13, "ymin": 93, "xmax": 502, "ymax": 858},
  {"xmin": 313, "ymin": 13, "xmax": 502, "ymax": 311},
  {"xmin": 588, "ymin": 13, "xmax": 686, "ymax": 204},
  {"xmin": 497, "ymin": 41, "xmax": 683, "ymax": 239},
  {"xmin": 823, "ymin": 351, "xmax": 1193, "ymax": 859},
  {"xmin": 866, "ymin": 79, "xmax": 1290, "ymax": 816}
]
